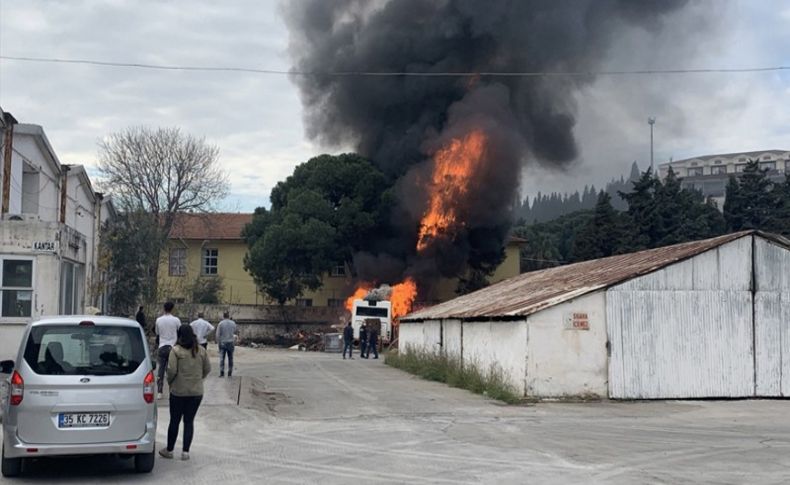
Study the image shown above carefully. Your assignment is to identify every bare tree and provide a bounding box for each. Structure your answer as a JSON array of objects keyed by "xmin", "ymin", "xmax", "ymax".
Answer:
[
  {"xmin": 98, "ymin": 126, "xmax": 229, "ymax": 233},
  {"xmin": 98, "ymin": 126, "xmax": 229, "ymax": 308}
]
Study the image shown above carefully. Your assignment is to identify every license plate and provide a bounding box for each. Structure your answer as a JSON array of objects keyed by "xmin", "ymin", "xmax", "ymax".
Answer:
[{"xmin": 58, "ymin": 412, "xmax": 110, "ymax": 428}]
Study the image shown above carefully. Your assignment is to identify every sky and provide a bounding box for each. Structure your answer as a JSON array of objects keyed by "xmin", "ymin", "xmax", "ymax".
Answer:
[{"xmin": 0, "ymin": 0, "xmax": 788, "ymax": 211}]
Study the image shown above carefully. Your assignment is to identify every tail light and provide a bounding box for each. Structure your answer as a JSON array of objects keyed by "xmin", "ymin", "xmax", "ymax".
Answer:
[
  {"xmin": 143, "ymin": 371, "xmax": 155, "ymax": 403},
  {"xmin": 10, "ymin": 370, "xmax": 24, "ymax": 406}
]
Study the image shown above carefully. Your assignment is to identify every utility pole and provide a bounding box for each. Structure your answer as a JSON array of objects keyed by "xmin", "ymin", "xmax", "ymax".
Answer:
[{"xmin": 648, "ymin": 117, "xmax": 656, "ymax": 174}]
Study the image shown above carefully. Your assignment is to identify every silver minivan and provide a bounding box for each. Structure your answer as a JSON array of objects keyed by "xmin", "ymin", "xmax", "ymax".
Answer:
[{"xmin": 1, "ymin": 316, "xmax": 157, "ymax": 477}]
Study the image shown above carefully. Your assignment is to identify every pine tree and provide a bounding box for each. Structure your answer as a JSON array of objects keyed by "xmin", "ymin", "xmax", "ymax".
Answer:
[
  {"xmin": 619, "ymin": 168, "xmax": 660, "ymax": 250},
  {"xmin": 572, "ymin": 191, "xmax": 623, "ymax": 261},
  {"xmin": 724, "ymin": 160, "xmax": 775, "ymax": 231}
]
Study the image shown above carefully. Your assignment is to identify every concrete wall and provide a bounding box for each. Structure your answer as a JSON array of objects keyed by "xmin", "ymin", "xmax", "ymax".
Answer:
[
  {"xmin": 525, "ymin": 291, "xmax": 608, "ymax": 398},
  {"xmin": 462, "ymin": 320, "xmax": 528, "ymax": 395}
]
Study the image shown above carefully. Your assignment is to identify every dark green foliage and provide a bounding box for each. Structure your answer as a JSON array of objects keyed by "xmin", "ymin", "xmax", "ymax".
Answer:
[
  {"xmin": 723, "ymin": 160, "xmax": 786, "ymax": 234},
  {"xmin": 100, "ymin": 211, "xmax": 162, "ymax": 316},
  {"xmin": 244, "ymin": 154, "xmax": 391, "ymax": 304},
  {"xmin": 515, "ymin": 166, "xmax": 730, "ymax": 270},
  {"xmin": 189, "ymin": 276, "xmax": 224, "ymax": 304},
  {"xmin": 572, "ymin": 192, "xmax": 627, "ymax": 260}
]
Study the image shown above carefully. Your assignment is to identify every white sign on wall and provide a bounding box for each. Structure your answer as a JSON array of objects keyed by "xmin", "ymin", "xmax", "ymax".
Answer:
[{"xmin": 564, "ymin": 312, "xmax": 590, "ymax": 331}]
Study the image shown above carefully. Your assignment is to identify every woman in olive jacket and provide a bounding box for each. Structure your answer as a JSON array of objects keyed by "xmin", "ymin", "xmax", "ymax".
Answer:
[{"xmin": 160, "ymin": 324, "xmax": 210, "ymax": 460}]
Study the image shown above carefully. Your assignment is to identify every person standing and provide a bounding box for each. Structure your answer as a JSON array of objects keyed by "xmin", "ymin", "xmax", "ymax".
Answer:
[
  {"xmin": 135, "ymin": 306, "xmax": 146, "ymax": 331},
  {"xmin": 159, "ymin": 324, "xmax": 210, "ymax": 461},
  {"xmin": 216, "ymin": 312, "xmax": 237, "ymax": 377},
  {"xmin": 359, "ymin": 322, "xmax": 368, "ymax": 359},
  {"xmin": 189, "ymin": 312, "xmax": 215, "ymax": 349},
  {"xmin": 342, "ymin": 321, "xmax": 354, "ymax": 360},
  {"xmin": 155, "ymin": 301, "xmax": 181, "ymax": 398},
  {"xmin": 368, "ymin": 324, "xmax": 379, "ymax": 359}
]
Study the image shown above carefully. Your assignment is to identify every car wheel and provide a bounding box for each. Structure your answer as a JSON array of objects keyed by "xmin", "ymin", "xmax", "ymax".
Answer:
[
  {"xmin": 134, "ymin": 448, "xmax": 156, "ymax": 473},
  {"xmin": 1, "ymin": 444, "xmax": 23, "ymax": 477}
]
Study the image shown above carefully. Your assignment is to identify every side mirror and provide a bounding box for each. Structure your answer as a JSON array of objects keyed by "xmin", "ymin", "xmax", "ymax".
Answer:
[{"xmin": 0, "ymin": 360, "xmax": 14, "ymax": 374}]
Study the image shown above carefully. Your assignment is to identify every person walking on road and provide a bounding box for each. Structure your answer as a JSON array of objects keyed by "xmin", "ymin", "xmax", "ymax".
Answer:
[
  {"xmin": 342, "ymin": 321, "xmax": 354, "ymax": 360},
  {"xmin": 216, "ymin": 312, "xmax": 236, "ymax": 377},
  {"xmin": 159, "ymin": 324, "xmax": 210, "ymax": 461},
  {"xmin": 136, "ymin": 306, "xmax": 146, "ymax": 331},
  {"xmin": 155, "ymin": 302, "xmax": 181, "ymax": 398},
  {"xmin": 189, "ymin": 313, "xmax": 214, "ymax": 349},
  {"xmin": 359, "ymin": 322, "xmax": 368, "ymax": 359},
  {"xmin": 368, "ymin": 325, "xmax": 379, "ymax": 359}
]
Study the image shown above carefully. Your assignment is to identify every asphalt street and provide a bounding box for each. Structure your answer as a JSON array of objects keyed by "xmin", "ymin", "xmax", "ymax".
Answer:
[{"xmin": 3, "ymin": 346, "xmax": 790, "ymax": 484}]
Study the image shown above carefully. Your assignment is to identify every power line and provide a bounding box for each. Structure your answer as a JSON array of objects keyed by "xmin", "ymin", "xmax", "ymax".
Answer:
[{"xmin": 1, "ymin": 55, "xmax": 789, "ymax": 77}]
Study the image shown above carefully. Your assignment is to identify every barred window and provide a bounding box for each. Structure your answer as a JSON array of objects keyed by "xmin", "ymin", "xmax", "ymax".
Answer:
[{"xmin": 202, "ymin": 249, "xmax": 218, "ymax": 275}]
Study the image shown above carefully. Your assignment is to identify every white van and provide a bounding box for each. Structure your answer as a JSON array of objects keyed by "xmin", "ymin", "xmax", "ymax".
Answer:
[{"xmin": 1, "ymin": 316, "xmax": 157, "ymax": 477}]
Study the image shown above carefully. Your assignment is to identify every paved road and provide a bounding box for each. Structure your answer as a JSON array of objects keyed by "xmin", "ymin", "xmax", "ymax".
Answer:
[{"xmin": 4, "ymin": 347, "xmax": 790, "ymax": 484}]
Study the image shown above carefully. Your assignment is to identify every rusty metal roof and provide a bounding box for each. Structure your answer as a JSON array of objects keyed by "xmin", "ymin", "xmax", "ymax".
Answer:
[{"xmin": 402, "ymin": 230, "xmax": 790, "ymax": 322}]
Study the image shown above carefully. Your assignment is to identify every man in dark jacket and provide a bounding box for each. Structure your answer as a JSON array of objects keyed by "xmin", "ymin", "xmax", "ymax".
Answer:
[
  {"xmin": 359, "ymin": 322, "xmax": 368, "ymax": 359},
  {"xmin": 342, "ymin": 322, "xmax": 354, "ymax": 360},
  {"xmin": 368, "ymin": 326, "xmax": 379, "ymax": 359},
  {"xmin": 135, "ymin": 306, "xmax": 146, "ymax": 331}
]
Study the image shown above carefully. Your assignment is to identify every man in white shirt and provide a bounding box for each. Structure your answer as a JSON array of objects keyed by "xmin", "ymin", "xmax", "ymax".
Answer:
[
  {"xmin": 155, "ymin": 301, "xmax": 181, "ymax": 397},
  {"xmin": 189, "ymin": 312, "xmax": 215, "ymax": 350}
]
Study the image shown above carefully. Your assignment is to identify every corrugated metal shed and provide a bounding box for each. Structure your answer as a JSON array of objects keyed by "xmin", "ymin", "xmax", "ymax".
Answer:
[{"xmin": 403, "ymin": 230, "xmax": 790, "ymax": 322}]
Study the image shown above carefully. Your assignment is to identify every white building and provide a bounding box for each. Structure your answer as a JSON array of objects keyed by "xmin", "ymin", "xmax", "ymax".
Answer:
[
  {"xmin": 401, "ymin": 230, "xmax": 790, "ymax": 399},
  {"xmin": 658, "ymin": 150, "xmax": 790, "ymax": 207},
  {"xmin": 0, "ymin": 113, "xmax": 115, "ymax": 359}
]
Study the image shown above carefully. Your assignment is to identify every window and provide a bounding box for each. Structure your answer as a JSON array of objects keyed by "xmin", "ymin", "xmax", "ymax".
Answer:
[
  {"xmin": 687, "ymin": 167, "xmax": 703, "ymax": 177},
  {"xmin": 763, "ymin": 155, "xmax": 772, "ymax": 160},
  {"xmin": 169, "ymin": 248, "xmax": 187, "ymax": 276},
  {"xmin": 735, "ymin": 164, "xmax": 748, "ymax": 173},
  {"xmin": 711, "ymin": 165, "xmax": 727, "ymax": 175},
  {"xmin": 295, "ymin": 298, "xmax": 313, "ymax": 307},
  {"xmin": 1, "ymin": 259, "xmax": 33, "ymax": 318},
  {"xmin": 759, "ymin": 161, "xmax": 776, "ymax": 171},
  {"xmin": 23, "ymin": 324, "xmax": 145, "ymax": 376},
  {"xmin": 356, "ymin": 306, "xmax": 389, "ymax": 318},
  {"xmin": 202, "ymin": 249, "xmax": 218, "ymax": 275},
  {"xmin": 330, "ymin": 264, "xmax": 346, "ymax": 277},
  {"xmin": 327, "ymin": 298, "xmax": 344, "ymax": 308}
]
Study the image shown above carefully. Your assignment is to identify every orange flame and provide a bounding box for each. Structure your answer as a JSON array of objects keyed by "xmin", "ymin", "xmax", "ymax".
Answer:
[
  {"xmin": 344, "ymin": 278, "xmax": 418, "ymax": 320},
  {"xmin": 390, "ymin": 277, "xmax": 418, "ymax": 319},
  {"xmin": 345, "ymin": 284, "xmax": 372, "ymax": 312},
  {"xmin": 417, "ymin": 129, "xmax": 487, "ymax": 252}
]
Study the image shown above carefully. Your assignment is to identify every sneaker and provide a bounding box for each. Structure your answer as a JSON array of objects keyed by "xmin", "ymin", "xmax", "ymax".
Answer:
[
  {"xmin": 219, "ymin": 372, "xmax": 224, "ymax": 377},
  {"xmin": 159, "ymin": 449, "xmax": 173, "ymax": 459},
  {"xmin": 181, "ymin": 452, "xmax": 190, "ymax": 461},
  {"xmin": 228, "ymin": 372, "xmax": 232, "ymax": 377},
  {"xmin": 156, "ymin": 393, "xmax": 163, "ymax": 400}
]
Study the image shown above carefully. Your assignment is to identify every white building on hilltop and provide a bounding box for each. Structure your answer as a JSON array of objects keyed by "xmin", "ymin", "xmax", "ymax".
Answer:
[
  {"xmin": 658, "ymin": 150, "xmax": 790, "ymax": 207},
  {"xmin": 0, "ymin": 110, "xmax": 115, "ymax": 359}
]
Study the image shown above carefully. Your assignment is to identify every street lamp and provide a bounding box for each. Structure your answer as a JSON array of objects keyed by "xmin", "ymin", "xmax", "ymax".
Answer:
[{"xmin": 648, "ymin": 117, "xmax": 656, "ymax": 174}]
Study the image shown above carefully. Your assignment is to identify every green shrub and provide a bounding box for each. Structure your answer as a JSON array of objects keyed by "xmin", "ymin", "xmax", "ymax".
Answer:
[{"xmin": 386, "ymin": 347, "xmax": 521, "ymax": 404}]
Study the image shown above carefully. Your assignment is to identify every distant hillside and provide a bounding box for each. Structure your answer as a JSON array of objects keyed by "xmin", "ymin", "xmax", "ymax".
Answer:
[{"xmin": 515, "ymin": 161, "xmax": 641, "ymax": 224}]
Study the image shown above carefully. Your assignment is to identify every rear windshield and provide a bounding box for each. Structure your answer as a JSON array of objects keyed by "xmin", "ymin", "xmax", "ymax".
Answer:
[
  {"xmin": 24, "ymin": 325, "xmax": 145, "ymax": 376},
  {"xmin": 356, "ymin": 306, "xmax": 388, "ymax": 318}
]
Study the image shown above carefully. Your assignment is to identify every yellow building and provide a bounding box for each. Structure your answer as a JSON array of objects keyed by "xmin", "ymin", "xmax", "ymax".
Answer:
[{"xmin": 159, "ymin": 213, "xmax": 524, "ymax": 307}]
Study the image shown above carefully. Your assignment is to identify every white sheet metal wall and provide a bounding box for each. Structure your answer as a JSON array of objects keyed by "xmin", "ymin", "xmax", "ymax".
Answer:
[
  {"xmin": 399, "ymin": 320, "xmax": 442, "ymax": 353},
  {"xmin": 607, "ymin": 237, "xmax": 755, "ymax": 399},
  {"xmin": 754, "ymin": 237, "xmax": 790, "ymax": 396},
  {"xmin": 525, "ymin": 292, "xmax": 608, "ymax": 398}
]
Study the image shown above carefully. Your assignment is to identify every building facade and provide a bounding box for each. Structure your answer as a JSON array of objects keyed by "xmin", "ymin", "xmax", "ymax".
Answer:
[
  {"xmin": 159, "ymin": 213, "xmax": 524, "ymax": 307},
  {"xmin": 658, "ymin": 150, "xmax": 790, "ymax": 206},
  {"xmin": 401, "ymin": 231, "xmax": 790, "ymax": 400},
  {"xmin": 0, "ymin": 114, "xmax": 114, "ymax": 359}
]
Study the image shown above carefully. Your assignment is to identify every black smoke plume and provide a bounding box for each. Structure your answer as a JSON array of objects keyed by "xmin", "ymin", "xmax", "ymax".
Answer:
[{"xmin": 283, "ymin": 0, "xmax": 689, "ymax": 289}]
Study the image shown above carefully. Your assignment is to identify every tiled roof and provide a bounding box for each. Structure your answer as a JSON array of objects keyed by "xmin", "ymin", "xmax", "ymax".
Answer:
[
  {"xmin": 402, "ymin": 231, "xmax": 790, "ymax": 322},
  {"xmin": 168, "ymin": 213, "xmax": 253, "ymax": 240}
]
